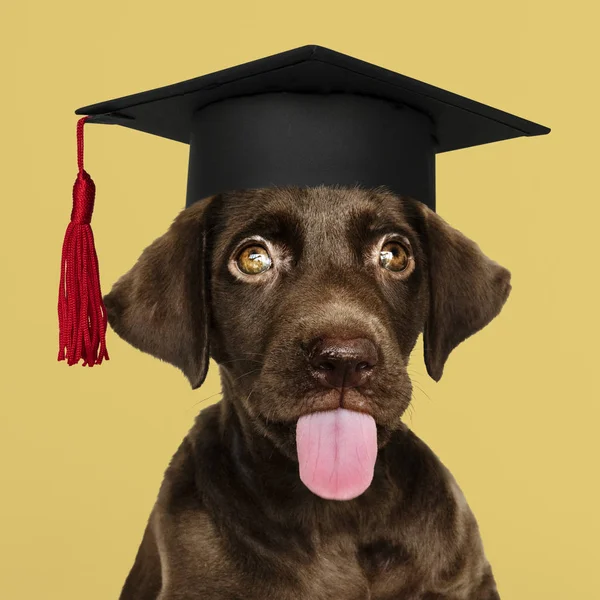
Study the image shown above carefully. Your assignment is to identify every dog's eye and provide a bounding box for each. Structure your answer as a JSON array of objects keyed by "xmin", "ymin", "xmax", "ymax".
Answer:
[
  {"xmin": 236, "ymin": 244, "xmax": 272, "ymax": 275},
  {"xmin": 379, "ymin": 241, "xmax": 410, "ymax": 272}
]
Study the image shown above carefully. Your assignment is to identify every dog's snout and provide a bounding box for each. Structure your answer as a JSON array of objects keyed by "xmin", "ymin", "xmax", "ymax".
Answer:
[{"xmin": 306, "ymin": 337, "xmax": 378, "ymax": 389}]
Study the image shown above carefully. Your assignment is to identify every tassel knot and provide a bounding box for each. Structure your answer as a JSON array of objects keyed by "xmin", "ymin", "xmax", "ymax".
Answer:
[
  {"xmin": 71, "ymin": 170, "xmax": 95, "ymax": 224},
  {"xmin": 58, "ymin": 117, "xmax": 109, "ymax": 367}
]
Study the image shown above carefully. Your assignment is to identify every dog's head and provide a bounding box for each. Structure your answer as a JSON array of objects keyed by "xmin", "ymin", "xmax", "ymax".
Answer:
[{"xmin": 104, "ymin": 187, "xmax": 510, "ymax": 461}]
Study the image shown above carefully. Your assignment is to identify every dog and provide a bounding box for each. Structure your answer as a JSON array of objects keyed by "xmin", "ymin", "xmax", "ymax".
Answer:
[{"xmin": 104, "ymin": 185, "xmax": 511, "ymax": 600}]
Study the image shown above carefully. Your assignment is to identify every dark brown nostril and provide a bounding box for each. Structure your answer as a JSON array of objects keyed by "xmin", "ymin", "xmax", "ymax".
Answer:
[
  {"xmin": 306, "ymin": 337, "xmax": 378, "ymax": 389},
  {"xmin": 318, "ymin": 360, "xmax": 336, "ymax": 371}
]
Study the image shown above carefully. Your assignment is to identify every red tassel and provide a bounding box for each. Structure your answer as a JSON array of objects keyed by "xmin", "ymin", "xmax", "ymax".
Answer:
[{"xmin": 58, "ymin": 116, "xmax": 109, "ymax": 366}]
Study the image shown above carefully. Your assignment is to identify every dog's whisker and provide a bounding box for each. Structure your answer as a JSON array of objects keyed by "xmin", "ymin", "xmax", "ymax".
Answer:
[
  {"xmin": 190, "ymin": 368, "xmax": 260, "ymax": 409},
  {"xmin": 264, "ymin": 402, "xmax": 277, "ymax": 427},
  {"xmin": 229, "ymin": 368, "xmax": 262, "ymax": 384},
  {"xmin": 406, "ymin": 368, "xmax": 428, "ymax": 378},
  {"xmin": 190, "ymin": 367, "xmax": 261, "ymax": 410},
  {"xmin": 403, "ymin": 403, "xmax": 416, "ymax": 424},
  {"xmin": 217, "ymin": 358, "xmax": 263, "ymax": 366},
  {"xmin": 244, "ymin": 387, "xmax": 256, "ymax": 411},
  {"xmin": 190, "ymin": 390, "xmax": 224, "ymax": 409},
  {"xmin": 411, "ymin": 383, "xmax": 432, "ymax": 403}
]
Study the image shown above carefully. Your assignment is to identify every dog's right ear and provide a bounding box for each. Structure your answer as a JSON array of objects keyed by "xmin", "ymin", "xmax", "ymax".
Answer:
[{"xmin": 103, "ymin": 196, "xmax": 216, "ymax": 389}]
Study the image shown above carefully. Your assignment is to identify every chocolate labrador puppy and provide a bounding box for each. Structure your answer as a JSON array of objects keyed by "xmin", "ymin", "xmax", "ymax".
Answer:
[{"xmin": 104, "ymin": 186, "xmax": 511, "ymax": 600}]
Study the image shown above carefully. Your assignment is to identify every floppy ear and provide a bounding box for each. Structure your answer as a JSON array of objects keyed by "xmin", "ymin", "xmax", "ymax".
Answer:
[
  {"xmin": 417, "ymin": 203, "xmax": 512, "ymax": 382},
  {"xmin": 103, "ymin": 196, "xmax": 215, "ymax": 389}
]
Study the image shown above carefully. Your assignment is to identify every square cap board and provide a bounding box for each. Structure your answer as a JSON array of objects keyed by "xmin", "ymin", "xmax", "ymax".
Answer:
[{"xmin": 76, "ymin": 45, "xmax": 550, "ymax": 211}]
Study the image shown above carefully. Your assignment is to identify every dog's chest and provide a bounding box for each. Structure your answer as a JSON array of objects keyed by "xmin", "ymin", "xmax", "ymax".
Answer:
[
  {"xmin": 159, "ymin": 506, "xmax": 440, "ymax": 600},
  {"xmin": 282, "ymin": 533, "xmax": 422, "ymax": 600}
]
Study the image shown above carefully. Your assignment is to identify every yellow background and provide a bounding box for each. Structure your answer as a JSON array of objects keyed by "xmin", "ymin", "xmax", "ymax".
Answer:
[{"xmin": 1, "ymin": 1, "xmax": 598, "ymax": 598}]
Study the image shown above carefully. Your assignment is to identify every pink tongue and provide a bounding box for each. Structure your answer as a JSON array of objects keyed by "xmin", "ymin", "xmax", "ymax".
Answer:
[{"xmin": 296, "ymin": 408, "xmax": 377, "ymax": 501}]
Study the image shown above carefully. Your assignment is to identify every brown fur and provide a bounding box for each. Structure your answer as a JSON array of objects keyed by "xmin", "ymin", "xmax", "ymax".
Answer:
[{"xmin": 104, "ymin": 186, "xmax": 511, "ymax": 599}]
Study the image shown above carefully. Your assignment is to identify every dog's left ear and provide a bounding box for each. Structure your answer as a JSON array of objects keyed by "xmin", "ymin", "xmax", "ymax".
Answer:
[
  {"xmin": 415, "ymin": 202, "xmax": 512, "ymax": 382},
  {"xmin": 103, "ymin": 196, "xmax": 216, "ymax": 389}
]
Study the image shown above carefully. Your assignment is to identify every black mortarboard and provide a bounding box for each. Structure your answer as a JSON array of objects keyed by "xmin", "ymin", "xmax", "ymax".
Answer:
[
  {"xmin": 75, "ymin": 44, "xmax": 549, "ymax": 212},
  {"xmin": 59, "ymin": 45, "xmax": 549, "ymax": 368}
]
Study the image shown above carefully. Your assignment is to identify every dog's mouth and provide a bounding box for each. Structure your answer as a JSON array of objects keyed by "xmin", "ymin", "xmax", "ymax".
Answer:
[
  {"xmin": 251, "ymin": 389, "xmax": 381, "ymax": 502},
  {"xmin": 249, "ymin": 357, "xmax": 410, "ymax": 502},
  {"xmin": 295, "ymin": 407, "xmax": 378, "ymax": 502}
]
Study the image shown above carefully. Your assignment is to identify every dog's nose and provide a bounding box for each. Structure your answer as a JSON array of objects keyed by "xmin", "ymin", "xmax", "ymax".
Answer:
[{"xmin": 306, "ymin": 337, "xmax": 378, "ymax": 389}]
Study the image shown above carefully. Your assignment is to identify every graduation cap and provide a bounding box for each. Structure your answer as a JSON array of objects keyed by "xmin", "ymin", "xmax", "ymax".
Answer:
[{"xmin": 58, "ymin": 44, "xmax": 550, "ymax": 368}]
